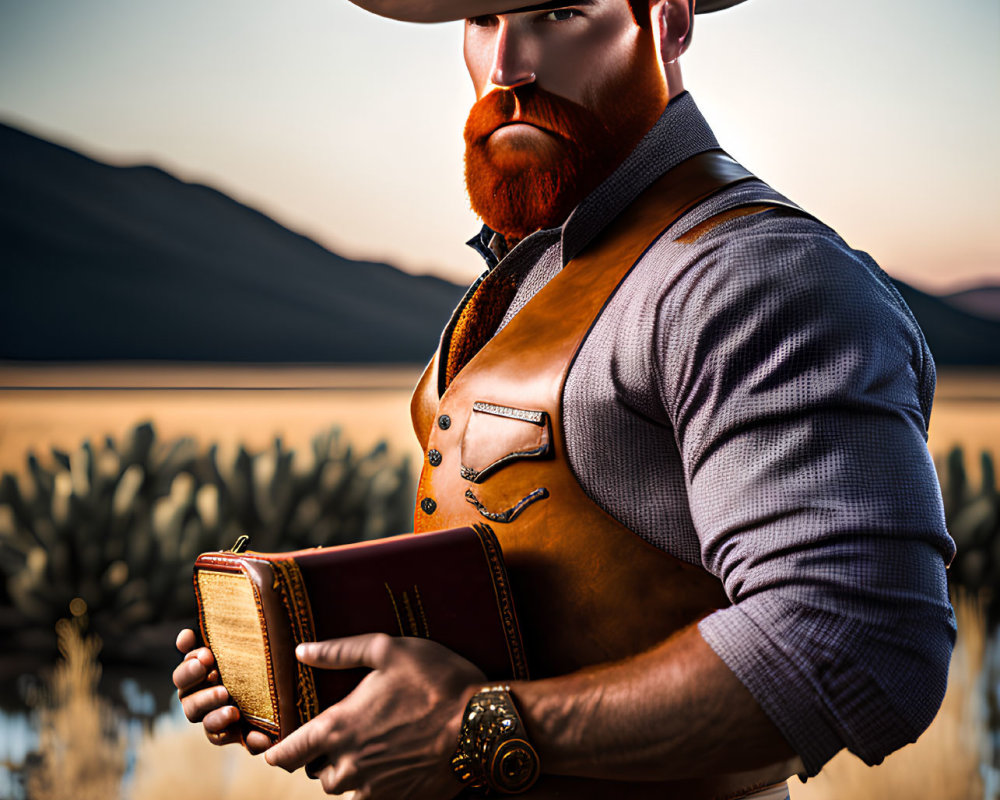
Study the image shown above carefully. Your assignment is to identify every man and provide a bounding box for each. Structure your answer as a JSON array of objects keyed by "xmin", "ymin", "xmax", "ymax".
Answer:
[{"xmin": 174, "ymin": 1, "xmax": 956, "ymax": 798}]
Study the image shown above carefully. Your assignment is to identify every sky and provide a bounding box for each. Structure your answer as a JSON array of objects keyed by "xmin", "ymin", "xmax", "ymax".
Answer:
[{"xmin": 0, "ymin": 0, "xmax": 998, "ymax": 291}]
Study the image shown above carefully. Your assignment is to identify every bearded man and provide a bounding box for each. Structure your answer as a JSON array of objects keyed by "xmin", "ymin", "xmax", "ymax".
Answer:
[{"xmin": 173, "ymin": 2, "xmax": 956, "ymax": 799}]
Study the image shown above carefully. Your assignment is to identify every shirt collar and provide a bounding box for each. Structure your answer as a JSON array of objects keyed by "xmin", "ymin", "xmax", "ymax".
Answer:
[
  {"xmin": 465, "ymin": 91, "xmax": 720, "ymax": 269},
  {"xmin": 465, "ymin": 225, "xmax": 509, "ymax": 271}
]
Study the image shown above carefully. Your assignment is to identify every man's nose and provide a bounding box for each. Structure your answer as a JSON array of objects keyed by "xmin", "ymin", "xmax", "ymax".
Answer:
[{"xmin": 490, "ymin": 19, "xmax": 536, "ymax": 90}]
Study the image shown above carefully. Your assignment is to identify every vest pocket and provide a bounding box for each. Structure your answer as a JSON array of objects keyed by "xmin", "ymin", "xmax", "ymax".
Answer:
[{"xmin": 459, "ymin": 401, "xmax": 551, "ymax": 483}]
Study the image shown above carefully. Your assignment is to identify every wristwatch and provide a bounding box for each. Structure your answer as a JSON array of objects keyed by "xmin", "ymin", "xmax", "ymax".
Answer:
[{"xmin": 451, "ymin": 684, "xmax": 541, "ymax": 794}]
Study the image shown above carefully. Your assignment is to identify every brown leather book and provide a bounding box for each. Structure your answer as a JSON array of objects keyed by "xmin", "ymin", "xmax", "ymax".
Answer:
[{"xmin": 193, "ymin": 524, "xmax": 528, "ymax": 743}]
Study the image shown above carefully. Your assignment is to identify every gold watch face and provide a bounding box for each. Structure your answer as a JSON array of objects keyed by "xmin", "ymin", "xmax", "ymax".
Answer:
[{"xmin": 490, "ymin": 738, "xmax": 540, "ymax": 793}]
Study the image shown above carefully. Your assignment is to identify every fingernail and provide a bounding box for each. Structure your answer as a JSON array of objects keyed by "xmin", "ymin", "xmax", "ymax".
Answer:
[
  {"xmin": 215, "ymin": 686, "xmax": 229, "ymax": 701},
  {"xmin": 295, "ymin": 644, "xmax": 307, "ymax": 659}
]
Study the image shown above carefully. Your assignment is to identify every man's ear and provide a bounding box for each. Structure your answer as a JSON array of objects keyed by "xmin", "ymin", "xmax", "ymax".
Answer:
[{"xmin": 650, "ymin": 0, "xmax": 693, "ymax": 63}]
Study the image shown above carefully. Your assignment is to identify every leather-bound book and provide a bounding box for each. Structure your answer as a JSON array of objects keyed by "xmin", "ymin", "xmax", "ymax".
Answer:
[{"xmin": 193, "ymin": 524, "xmax": 528, "ymax": 743}]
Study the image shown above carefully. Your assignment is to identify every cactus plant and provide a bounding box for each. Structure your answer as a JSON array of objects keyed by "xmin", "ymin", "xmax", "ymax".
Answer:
[
  {"xmin": 938, "ymin": 447, "xmax": 1000, "ymax": 622},
  {"xmin": 0, "ymin": 422, "xmax": 414, "ymax": 667},
  {"xmin": 935, "ymin": 448, "xmax": 1000, "ymax": 800}
]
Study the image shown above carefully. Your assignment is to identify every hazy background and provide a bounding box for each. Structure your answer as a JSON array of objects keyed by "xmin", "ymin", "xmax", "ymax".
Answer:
[
  {"xmin": 1, "ymin": 2, "xmax": 997, "ymax": 797},
  {"xmin": 1, "ymin": 0, "xmax": 997, "ymax": 290}
]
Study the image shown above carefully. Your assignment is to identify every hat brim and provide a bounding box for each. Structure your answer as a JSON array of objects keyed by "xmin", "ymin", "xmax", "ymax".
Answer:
[{"xmin": 348, "ymin": 0, "xmax": 748, "ymax": 24}]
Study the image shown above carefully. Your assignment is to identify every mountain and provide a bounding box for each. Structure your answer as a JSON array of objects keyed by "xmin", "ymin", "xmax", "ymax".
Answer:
[
  {"xmin": 941, "ymin": 285, "xmax": 1000, "ymax": 322},
  {"xmin": 1, "ymin": 121, "xmax": 997, "ymax": 366},
  {"xmin": 892, "ymin": 281, "xmax": 1000, "ymax": 366},
  {"xmin": 0, "ymin": 122, "xmax": 467, "ymax": 362}
]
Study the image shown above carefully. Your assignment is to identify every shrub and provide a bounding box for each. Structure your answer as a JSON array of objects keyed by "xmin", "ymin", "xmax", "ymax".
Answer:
[
  {"xmin": 0, "ymin": 422, "xmax": 413, "ymax": 665},
  {"xmin": 938, "ymin": 447, "xmax": 1000, "ymax": 622}
]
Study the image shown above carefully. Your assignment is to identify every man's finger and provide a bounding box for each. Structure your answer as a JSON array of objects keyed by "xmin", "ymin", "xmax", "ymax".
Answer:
[
  {"xmin": 178, "ymin": 645, "xmax": 215, "ymax": 670},
  {"xmin": 264, "ymin": 715, "xmax": 339, "ymax": 772},
  {"xmin": 180, "ymin": 684, "xmax": 230, "ymax": 723},
  {"xmin": 305, "ymin": 754, "xmax": 331, "ymax": 779},
  {"xmin": 205, "ymin": 727, "xmax": 242, "ymax": 747},
  {"xmin": 318, "ymin": 760, "xmax": 361, "ymax": 796},
  {"xmin": 318, "ymin": 764, "xmax": 337, "ymax": 793},
  {"xmin": 295, "ymin": 632, "xmax": 394, "ymax": 671},
  {"xmin": 245, "ymin": 731, "xmax": 273, "ymax": 755},
  {"xmin": 322, "ymin": 758, "xmax": 361, "ymax": 795},
  {"xmin": 172, "ymin": 655, "xmax": 207, "ymax": 693},
  {"xmin": 203, "ymin": 704, "xmax": 241, "ymax": 733},
  {"xmin": 191, "ymin": 647, "xmax": 216, "ymax": 668},
  {"xmin": 176, "ymin": 628, "xmax": 197, "ymax": 654}
]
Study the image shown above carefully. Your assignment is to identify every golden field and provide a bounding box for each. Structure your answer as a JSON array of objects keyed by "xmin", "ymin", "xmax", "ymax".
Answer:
[
  {"xmin": 23, "ymin": 591, "xmax": 988, "ymax": 800},
  {"xmin": 1, "ymin": 364, "xmax": 997, "ymax": 475},
  {"xmin": 0, "ymin": 364, "xmax": 428, "ymax": 475},
  {"xmin": 1, "ymin": 363, "xmax": 994, "ymax": 798}
]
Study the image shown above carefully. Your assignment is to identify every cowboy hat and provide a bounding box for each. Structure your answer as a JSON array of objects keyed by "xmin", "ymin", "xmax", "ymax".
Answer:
[{"xmin": 347, "ymin": 0, "xmax": 747, "ymax": 23}]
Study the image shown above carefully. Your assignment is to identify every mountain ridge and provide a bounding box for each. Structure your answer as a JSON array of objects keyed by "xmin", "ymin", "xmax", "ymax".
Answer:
[
  {"xmin": 0, "ymin": 120, "xmax": 467, "ymax": 363},
  {"xmin": 1, "ymin": 119, "xmax": 997, "ymax": 366},
  {"xmin": 942, "ymin": 285, "xmax": 1000, "ymax": 322}
]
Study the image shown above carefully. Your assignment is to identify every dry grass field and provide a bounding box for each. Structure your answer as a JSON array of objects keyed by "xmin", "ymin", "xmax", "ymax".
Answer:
[
  {"xmin": 23, "ymin": 593, "xmax": 985, "ymax": 800},
  {"xmin": 1, "ymin": 363, "xmax": 995, "ymax": 799},
  {"xmin": 1, "ymin": 364, "xmax": 997, "ymax": 475},
  {"xmin": 0, "ymin": 364, "xmax": 427, "ymax": 475},
  {"xmin": 928, "ymin": 368, "xmax": 1000, "ymax": 469}
]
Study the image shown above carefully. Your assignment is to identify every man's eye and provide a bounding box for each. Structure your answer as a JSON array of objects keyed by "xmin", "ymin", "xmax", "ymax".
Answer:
[
  {"xmin": 542, "ymin": 8, "xmax": 579, "ymax": 21},
  {"xmin": 467, "ymin": 14, "xmax": 498, "ymax": 27}
]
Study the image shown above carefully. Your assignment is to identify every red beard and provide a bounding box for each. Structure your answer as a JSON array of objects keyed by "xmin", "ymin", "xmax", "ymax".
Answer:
[{"xmin": 463, "ymin": 55, "xmax": 667, "ymax": 242}]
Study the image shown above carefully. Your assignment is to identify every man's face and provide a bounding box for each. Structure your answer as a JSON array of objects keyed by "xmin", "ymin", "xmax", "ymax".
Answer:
[{"xmin": 463, "ymin": 0, "xmax": 668, "ymax": 241}]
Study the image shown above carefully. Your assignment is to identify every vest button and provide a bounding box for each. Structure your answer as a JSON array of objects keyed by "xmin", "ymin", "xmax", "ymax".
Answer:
[
  {"xmin": 428, "ymin": 449, "xmax": 442, "ymax": 467},
  {"xmin": 438, "ymin": 414, "xmax": 451, "ymax": 430},
  {"xmin": 420, "ymin": 497, "xmax": 437, "ymax": 515}
]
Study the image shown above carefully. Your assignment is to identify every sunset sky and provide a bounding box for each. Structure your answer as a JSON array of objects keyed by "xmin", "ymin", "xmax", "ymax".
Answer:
[{"xmin": 1, "ymin": 0, "xmax": 997, "ymax": 291}]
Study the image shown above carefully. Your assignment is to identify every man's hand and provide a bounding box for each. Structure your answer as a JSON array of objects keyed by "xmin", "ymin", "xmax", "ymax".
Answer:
[
  {"xmin": 171, "ymin": 628, "xmax": 272, "ymax": 754},
  {"xmin": 264, "ymin": 633, "xmax": 485, "ymax": 799}
]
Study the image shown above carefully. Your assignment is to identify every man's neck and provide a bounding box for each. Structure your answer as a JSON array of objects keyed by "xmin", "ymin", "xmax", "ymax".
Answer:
[{"xmin": 664, "ymin": 61, "xmax": 685, "ymax": 100}]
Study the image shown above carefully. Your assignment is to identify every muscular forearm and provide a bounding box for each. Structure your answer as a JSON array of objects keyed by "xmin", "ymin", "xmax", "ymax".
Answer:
[{"xmin": 511, "ymin": 623, "xmax": 798, "ymax": 781}]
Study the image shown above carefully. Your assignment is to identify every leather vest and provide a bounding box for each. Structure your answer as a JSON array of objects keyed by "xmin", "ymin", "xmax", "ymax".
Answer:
[{"xmin": 410, "ymin": 152, "xmax": 799, "ymax": 799}]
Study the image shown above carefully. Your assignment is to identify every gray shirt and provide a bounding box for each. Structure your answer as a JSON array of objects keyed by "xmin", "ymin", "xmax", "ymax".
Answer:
[{"xmin": 465, "ymin": 92, "xmax": 956, "ymax": 776}]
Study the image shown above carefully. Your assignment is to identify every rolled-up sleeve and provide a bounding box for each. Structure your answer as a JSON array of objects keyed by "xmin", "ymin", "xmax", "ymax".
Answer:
[{"xmin": 657, "ymin": 227, "xmax": 957, "ymax": 775}]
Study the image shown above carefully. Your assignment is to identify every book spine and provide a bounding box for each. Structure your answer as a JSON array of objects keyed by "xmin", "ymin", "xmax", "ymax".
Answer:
[
  {"xmin": 271, "ymin": 558, "xmax": 320, "ymax": 726},
  {"xmin": 472, "ymin": 524, "xmax": 530, "ymax": 681}
]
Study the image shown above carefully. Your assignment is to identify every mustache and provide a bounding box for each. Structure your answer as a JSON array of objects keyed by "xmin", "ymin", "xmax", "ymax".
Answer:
[{"xmin": 463, "ymin": 85, "xmax": 606, "ymax": 145}]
